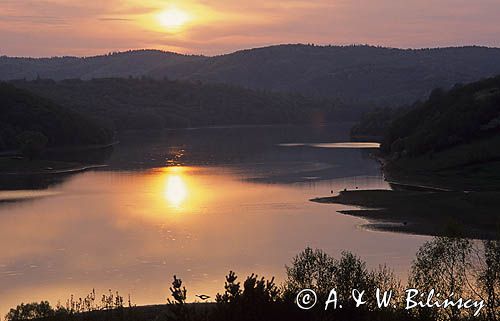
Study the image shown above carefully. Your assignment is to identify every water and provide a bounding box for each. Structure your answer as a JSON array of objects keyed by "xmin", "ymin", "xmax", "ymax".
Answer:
[{"xmin": 0, "ymin": 124, "xmax": 428, "ymax": 314}]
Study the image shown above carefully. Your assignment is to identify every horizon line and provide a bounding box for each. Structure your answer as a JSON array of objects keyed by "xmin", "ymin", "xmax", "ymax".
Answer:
[{"xmin": 2, "ymin": 43, "xmax": 500, "ymax": 60}]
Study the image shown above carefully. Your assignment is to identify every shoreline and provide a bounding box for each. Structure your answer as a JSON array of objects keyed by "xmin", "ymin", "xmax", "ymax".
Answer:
[
  {"xmin": 0, "ymin": 164, "xmax": 108, "ymax": 176},
  {"xmin": 311, "ymin": 151, "xmax": 500, "ymax": 239},
  {"xmin": 0, "ymin": 156, "xmax": 109, "ymax": 176},
  {"xmin": 311, "ymin": 190, "xmax": 500, "ymax": 239}
]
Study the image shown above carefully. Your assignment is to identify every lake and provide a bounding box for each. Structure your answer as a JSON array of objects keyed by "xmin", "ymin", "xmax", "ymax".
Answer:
[{"xmin": 0, "ymin": 123, "xmax": 428, "ymax": 315}]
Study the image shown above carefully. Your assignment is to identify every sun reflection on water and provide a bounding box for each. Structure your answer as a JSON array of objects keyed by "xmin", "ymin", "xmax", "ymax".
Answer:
[{"xmin": 165, "ymin": 173, "xmax": 188, "ymax": 208}]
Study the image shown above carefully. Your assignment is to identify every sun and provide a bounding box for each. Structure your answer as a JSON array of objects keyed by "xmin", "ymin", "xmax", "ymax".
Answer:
[{"xmin": 157, "ymin": 7, "xmax": 190, "ymax": 30}]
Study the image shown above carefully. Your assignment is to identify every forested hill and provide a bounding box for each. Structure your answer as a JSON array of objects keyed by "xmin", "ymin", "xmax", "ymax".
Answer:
[
  {"xmin": 3, "ymin": 45, "xmax": 500, "ymax": 106},
  {"xmin": 0, "ymin": 50, "xmax": 202, "ymax": 82},
  {"xmin": 381, "ymin": 76, "xmax": 500, "ymax": 158},
  {"xmin": 12, "ymin": 78, "xmax": 343, "ymax": 130},
  {"xmin": 0, "ymin": 83, "xmax": 113, "ymax": 152}
]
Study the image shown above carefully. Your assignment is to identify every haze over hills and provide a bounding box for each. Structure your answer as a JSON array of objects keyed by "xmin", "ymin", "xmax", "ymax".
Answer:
[{"xmin": 3, "ymin": 45, "xmax": 500, "ymax": 106}]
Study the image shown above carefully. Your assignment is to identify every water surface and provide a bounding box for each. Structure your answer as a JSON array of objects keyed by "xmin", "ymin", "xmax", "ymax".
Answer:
[{"xmin": 0, "ymin": 124, "xmax": 427, "ymax": 314}]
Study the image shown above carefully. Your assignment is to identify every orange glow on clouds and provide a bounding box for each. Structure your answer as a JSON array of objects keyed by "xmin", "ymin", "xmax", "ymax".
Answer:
[{"xmin": 157, "ymin": 6, "xmax": 191, "ymax": 31}]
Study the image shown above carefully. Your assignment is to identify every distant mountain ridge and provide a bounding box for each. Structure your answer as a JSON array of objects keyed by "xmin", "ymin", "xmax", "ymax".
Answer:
[
  {"xmin": 3, "ymin": 45, "xmax": 500, "ymax": 106},
  {"xmin": 0, "ymin": 50, "xmax": 203, "ymax": 81}
]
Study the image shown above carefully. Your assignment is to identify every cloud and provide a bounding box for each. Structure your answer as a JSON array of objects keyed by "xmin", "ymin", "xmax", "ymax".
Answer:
[
  {"xmin": 0, "ymin": 15, "xmax": 67, "ymax": 25},
  {"xmin": 98, "ymin": 17, "xmax": 134, "ymax": 22}
]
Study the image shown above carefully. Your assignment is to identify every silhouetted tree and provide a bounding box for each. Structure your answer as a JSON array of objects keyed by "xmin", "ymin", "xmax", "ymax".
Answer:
[
  {"xmin": 476, "ymin": 240, "xmax": 500, "ymax": 321},
  {"xmin": 215, "ymin": 271, "xmax": 241, "ymax": 304},
  {"xmin": 283, "ymin": 247, "xmax": 336, "ymax": 300},
  {"xmin": 5, "ymin": 302, "xmax": 54, "ymax": 321},
  {"xmin": 409, "ymin": 237, "xmax": 473, "ymax": 321},
  {"xmin": 168, "ymin": 275, "xmax": 187, "ymax": 305}
]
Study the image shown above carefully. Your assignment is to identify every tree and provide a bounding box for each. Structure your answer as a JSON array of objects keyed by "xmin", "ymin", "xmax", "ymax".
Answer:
[
  {"xmin": 476, "ymin": 240, "xmax": 500, "ymax": 321},
  {"xmin": 216, "ymin": 271, "xmax": 241, "ymax": 304},
  {"xmin": 409, "ymin": 237, "xmax": 473, "ymax": 321},
  {"xmin": 215, "ymin": 271, "xmax": 280, "ymax": 321},
  {"xmin": 5, "ymin": 301, "xmax": 54, "ymax": 321},
  {"xmin": 283, "ymin": 247, "xmax": 336, "ymax": 300},
  {"xmin": 333, "ymin": 251, "xmax": 372, "ymax": 309},
  {"xmin": 168, "ymin": 275, "xmax": 187, "ymax": 305}
]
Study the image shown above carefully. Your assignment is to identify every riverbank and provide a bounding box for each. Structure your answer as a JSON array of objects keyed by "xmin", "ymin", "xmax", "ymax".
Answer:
[
  {"xmin": 382, "ymin": 157, "xmax": 500, "ymax": 193},
  {"xmin": 312, "ymin": 189, "xmax": 500, "ymax": 239},
  {"xmin": 312, "ymin": 146, "xmax": 500, "ymax": 239}
]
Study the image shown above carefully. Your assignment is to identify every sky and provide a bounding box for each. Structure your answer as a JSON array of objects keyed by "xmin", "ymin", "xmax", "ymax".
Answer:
[{"xmin": 1, "ymin": 0, "xmax": 500, "ymax": 57}]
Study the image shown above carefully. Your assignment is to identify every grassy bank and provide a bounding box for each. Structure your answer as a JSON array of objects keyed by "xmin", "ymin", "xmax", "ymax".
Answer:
[{"xmin": 382, "ymin": 134, "xmax": 500, "ymax": 191}]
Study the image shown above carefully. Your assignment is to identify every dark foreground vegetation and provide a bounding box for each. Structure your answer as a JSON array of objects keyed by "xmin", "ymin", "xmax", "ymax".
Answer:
[
  {"xmin": 6, "ymin": 236, "xmax": 499, "ymax": 321},
  {"xmin": 12, "ymin": 78, "xmax": 344, "ymax": 130}
]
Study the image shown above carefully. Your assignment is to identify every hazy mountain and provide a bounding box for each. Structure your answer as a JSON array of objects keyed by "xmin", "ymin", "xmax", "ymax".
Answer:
[
  {"xmin": 3, "ymin": 45, "xmax": 500, "ymax": 106},
  {"xmin": 0, "ymin": 50, "xmax": 204, "ymax": 81}
]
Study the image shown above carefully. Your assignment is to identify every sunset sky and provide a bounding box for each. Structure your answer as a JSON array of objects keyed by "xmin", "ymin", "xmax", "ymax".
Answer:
[{"xmin": 1, "ymin": 0, "xmax": 500, "ymax": 57}]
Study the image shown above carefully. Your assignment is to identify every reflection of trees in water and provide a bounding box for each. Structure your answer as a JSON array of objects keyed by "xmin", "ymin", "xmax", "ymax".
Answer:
[
  {"xmin": 0, "ymin": 173, "xmax": 75, "ymax": 191},
  {"xmin": 106, "ymin": 124, "xmax": 356, "ymax": 169},
  {"xmin": 0, "ymin": 147, "xmax": 114, "ymax": 191},
  {"xmin": 45, "ymin": 145, "xmax": 114, "ymax": 164}
]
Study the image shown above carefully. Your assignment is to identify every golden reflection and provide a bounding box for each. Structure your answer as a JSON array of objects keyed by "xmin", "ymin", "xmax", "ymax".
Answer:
[
  {"xmin": 165, "ymin": 174, "xmax": 188, "ymax": 207},
  {"xmin": 158, "ymin": 166, "xmax": 197, "ymax": 212}
]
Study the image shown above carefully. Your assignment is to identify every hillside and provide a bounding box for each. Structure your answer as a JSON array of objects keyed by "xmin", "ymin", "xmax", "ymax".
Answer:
[
  {"xmin": 370, "ymin": 76, "xmax": 500, "ymax": 191},
  {"xmin": 0, "ymin": 82, "xmax": 113, "ymax": 152},
  {"xmin": 382, "ymin": 76, "xmax": 500, "ymax": 157},
  {"xmin": 317, "ymin": 76, "xmax": 500, "ymax": 237},
  {"xmin": 11, "ymin": 78, "xmax": 343, "ymax": 130},
  {"xmin": 3, "ymin": 45, "xmax": 500, "ymax": 106},
  {"xmin": 0, "ymin": 50, "xmax": 203, "ymax": 81}
]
